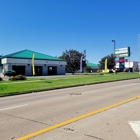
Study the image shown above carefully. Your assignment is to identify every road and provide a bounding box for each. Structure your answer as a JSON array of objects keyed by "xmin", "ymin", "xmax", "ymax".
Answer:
[{"xmin": 0, "ymin": 78, "xmax": 140, "ymax": 140}]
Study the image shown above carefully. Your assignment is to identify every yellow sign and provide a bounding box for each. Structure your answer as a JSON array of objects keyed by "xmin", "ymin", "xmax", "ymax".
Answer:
[
  {"xmin": 104, "ymin": 58, "xmax": 108, "ymax": 73},
  {"xmin": 32, "ymin": 53, "xmax": 35, "ymax": 75}
]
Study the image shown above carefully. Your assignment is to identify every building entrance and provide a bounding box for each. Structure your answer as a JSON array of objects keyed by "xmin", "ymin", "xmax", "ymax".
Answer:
[
  {"xmin": 48, "ymin": 66, "xmax": 57, "ymax": 75},
  {"xmin": 12, "ymin": 65, "xmax": 25, "ymax": 75}
]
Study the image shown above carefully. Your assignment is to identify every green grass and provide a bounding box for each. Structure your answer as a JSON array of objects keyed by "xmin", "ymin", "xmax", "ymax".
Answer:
[{"xmin": 0, "ymin": 73, "xmax": 140, "ymax": 95}]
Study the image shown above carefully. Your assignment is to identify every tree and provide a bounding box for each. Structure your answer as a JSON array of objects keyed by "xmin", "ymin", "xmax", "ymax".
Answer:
[
  {"xmin": 58, "ymin": 55, "xmax": 65, "ymax": 59},
  {"xmin": 99, "ymin": 54, "xmax": 116, "ymax": 69},
  {"xmin": 61, "ymin": 49, "xmax": 86, "ymax": 74}
]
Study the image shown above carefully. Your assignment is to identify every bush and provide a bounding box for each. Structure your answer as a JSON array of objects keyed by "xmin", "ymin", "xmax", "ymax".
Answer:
[
  {"xmin": 97, "ymin": 69, "xmax": 102, "ymax": 73},
  {"xmin": 9, "ymin": 76, "xmax": 16, "ymax": 81},
  {"xmin": 9, "ymin": 75, "xmax": 26, "ymax": 81},
  {"xmin": 15, "ymin": 75, "xmax": 26, "ymax": 80},
  {"xmin": 0, "ymin": 77, "xmax": 3, "ymax": 81}
]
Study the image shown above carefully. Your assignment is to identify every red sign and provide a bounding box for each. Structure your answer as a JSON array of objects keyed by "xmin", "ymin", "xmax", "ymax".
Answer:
[{"xmin": 116, "ymin": 59, "xmax": 128, "ymax": 63}]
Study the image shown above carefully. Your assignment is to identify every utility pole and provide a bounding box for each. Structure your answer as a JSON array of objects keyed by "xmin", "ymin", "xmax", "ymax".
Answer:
[
  {"xmin": 112, "ymin": 40, "xmax": 116, "ymax": 54},
  {"xmin": 138, "ymin": 34, "xmax": 140, "ymax": 75},
  {"xmin": 112, "ymin": 40, "xmax": 116, "ymax": 69}
]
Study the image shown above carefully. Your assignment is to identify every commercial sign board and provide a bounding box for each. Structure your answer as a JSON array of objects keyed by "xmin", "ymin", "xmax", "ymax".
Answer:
[
  {"xmin": 115, "ymin": 53, "xmax": 130, "ymax": 57},
  {"xmin": 115, "ymin": 47, "xmax": 130, "ymax": 58},
  {"xmin": 116, "ymin": 59, "xmax": 128, "ymax": 63}
]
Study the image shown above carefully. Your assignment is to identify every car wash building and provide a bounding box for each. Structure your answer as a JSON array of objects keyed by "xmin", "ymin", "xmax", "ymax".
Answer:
[{"xmin": 0, "ymin": 50, "xmax": 66, "ymax": 77}]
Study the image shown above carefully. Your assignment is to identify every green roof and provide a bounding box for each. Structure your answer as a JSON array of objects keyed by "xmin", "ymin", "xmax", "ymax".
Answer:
[
  {"xmin": 0, "ymin": 50, "xmax": 64, "ymax": 61},
  {"xmin": 87, "ymin": 62, "xmax": 99, "ymax": 68}
]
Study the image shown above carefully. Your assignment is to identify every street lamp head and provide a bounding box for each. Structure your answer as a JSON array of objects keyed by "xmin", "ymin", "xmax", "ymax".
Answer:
[{"xmin": 112, "ymin": 40, "xmax": 115, "ymax": 42}]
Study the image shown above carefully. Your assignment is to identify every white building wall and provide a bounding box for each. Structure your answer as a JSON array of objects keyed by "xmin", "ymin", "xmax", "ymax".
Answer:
[
  {"xmin": 125, "ymin": 62, "xmax": 134, "ymax": 68},
  {"xmin": 57, "ymin": 65, "xmax": 66, "ymax": 75},
  {"xmin": 125, "ymin": 61, "xmax": 138, "ymax": 71},
  {"xmin": 132, "ymin": 61, "xmax": 139, "ymax": 71},
  {"xmin": 1, "ymin": 58, "xmax": 7, "ymax": 64},
  {"xmin": 2, "ymin": 58, "xmax": 66, "ymax": 65},
  {"xmin": 1, "ymin": 58, "xmax": 67, "ymax": 76},
  {"xmin": 116, "ymin": 61, "xmax": 138, "ymax": 71},
  {"xmin": 116, "ymin": 63, "xmax": 119, "ymax": 68},
  {"xmin": 3, "ymin": 64, "xmax": 12, "ymax": 71}
]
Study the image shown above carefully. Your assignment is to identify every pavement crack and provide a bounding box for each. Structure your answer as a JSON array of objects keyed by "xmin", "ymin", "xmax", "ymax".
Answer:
[
  {"xmin": 64, "ymin": 128, "xmax": 74, "ymax": 131},
  {"xmin": 70, "ymin": 93, "xmax": 82, "ymax": 96},
  {"xmin": 84, "ymin": 134, "xmax": 104, "ymax": 140},
  {"xmin": 0, "ymin": 112, "xmax": 51, "ymax": 126}
]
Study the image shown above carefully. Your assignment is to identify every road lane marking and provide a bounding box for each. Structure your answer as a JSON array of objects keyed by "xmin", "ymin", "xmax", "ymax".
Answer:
[
  {"xmin": 129, "ymin": 121, "xmax": 140, "ymax": 139},
  {"xmin": 0, "ymin": 104, "xmax": 28, "ymax": 111},
  {"xmin": 17, "ymin": 95, "xmax": 140, "ymax": 140}
]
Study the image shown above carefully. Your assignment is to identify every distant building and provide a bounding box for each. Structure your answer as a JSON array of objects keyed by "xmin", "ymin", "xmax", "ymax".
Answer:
[
  {"xmin": 115, "ymin": 61, "xmax": 138, "ymax": 72},
  {"xmin": 0, "ymin": 50, "xmax": 67, "ymax": 77},
  {"xmin": 87, "ymin": 62, "xmax": 99, "ymax": 72}
]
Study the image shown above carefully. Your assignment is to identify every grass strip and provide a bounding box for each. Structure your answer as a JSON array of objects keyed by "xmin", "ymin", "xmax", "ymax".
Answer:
[{"xmin": 0, "ymin": 73, "xmax": 140, "ymax": 95}]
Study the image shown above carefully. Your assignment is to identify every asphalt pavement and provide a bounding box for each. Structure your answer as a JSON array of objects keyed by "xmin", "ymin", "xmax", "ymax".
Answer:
[{"xmin": 0, "ymin": 78, "xmax": 140, "ymax": 140}]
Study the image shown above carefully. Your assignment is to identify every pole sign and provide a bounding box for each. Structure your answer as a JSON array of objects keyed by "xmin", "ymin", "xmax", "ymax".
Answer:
[{"xmin": 115, "ymin": 47, "xmax": 130, "ymax": 58}]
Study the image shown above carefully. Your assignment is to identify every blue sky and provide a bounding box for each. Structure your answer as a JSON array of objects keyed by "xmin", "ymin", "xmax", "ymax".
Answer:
[{"xmin": 0, "ymin": 0, "xmax": 140, "ymax": 64}]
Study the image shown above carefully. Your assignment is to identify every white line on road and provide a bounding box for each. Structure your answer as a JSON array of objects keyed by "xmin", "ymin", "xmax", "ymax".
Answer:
[
  {"xmin": 0, "ymin": 104, "xmax": 28, "ymax": 111},
  {"xmin": 129, "ymin": 121, "xmax": 140, "ymax": 139}
]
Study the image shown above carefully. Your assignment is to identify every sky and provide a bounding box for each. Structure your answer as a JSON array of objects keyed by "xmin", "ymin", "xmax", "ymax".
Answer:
[{"xmin": 0, "ymin": 0, "xmax": 140, "ymax": 64}]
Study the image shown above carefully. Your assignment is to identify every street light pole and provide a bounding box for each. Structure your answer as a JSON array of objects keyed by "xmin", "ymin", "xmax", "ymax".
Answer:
[
  {"xmin": 138, "ymin": 34, "xmax": 140, "ymax": 75},
  {"xmin": 112, "ymin": 40, "xmax": 116, "ymax": 70},
  {"xmin": 129, "ymin": 55, "xmax": 130, "ymax": 73},
  {"xmin": 112, "ymin": 40, "xmax": 116, "ymax": 54}
]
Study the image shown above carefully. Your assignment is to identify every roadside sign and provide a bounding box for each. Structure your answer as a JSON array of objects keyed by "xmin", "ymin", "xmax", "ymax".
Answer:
[{"xmin": 115, "ymin": 47, "xmax": 130, "ymax": 58}]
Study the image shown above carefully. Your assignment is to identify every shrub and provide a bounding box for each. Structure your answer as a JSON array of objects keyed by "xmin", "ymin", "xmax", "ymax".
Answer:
[
  {"xmin": 9, "ymin": 76, "xmax": 17, "ymax": 81},
  {"xmin": 15, "ymin": 75, "xmax": 26, "ymax": 80},
  {"xmin": 97, "ymin": 69, "xmax": 102, "ymax": 73},
  {"xmin": 9, "ymin": 75, "xmax": 26, "ymax": 81},
  {"xmin": 0, "ymin": 77, "xmax": 3, "ymax": 81}
]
